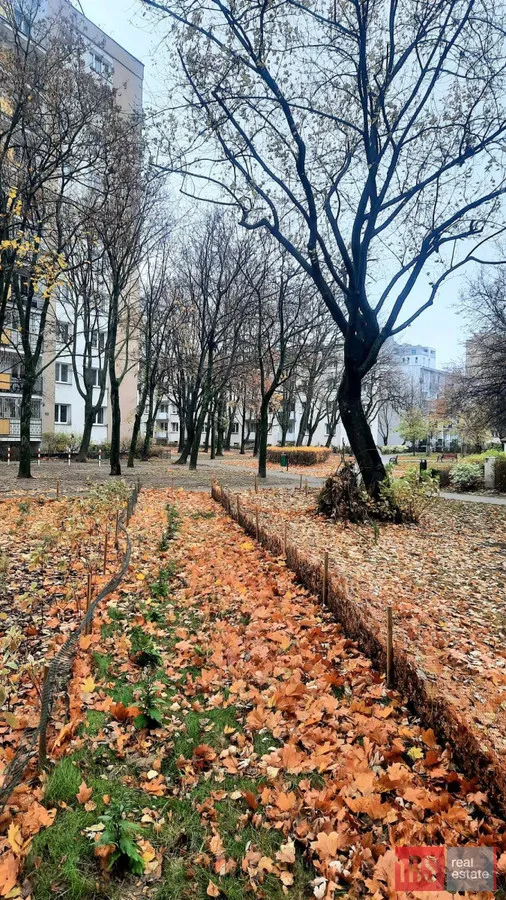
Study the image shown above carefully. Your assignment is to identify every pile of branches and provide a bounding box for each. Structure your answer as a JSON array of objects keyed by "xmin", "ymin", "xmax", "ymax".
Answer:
[{"xmin": 318, "ymin": 462, "xmax": 372, "ymax": 523}]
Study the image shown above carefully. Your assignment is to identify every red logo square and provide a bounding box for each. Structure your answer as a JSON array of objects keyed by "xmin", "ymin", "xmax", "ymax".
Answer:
[{"xmin": 395, "ymin": 846, "xmax": 445, "ymax": 891}]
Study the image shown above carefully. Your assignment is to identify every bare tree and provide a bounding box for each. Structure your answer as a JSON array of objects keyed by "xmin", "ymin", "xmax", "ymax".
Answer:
[
  {"xmin": 460, "ymin": 270, "xmax": 506, "ymax": 442},
  {"xmin": 127, "ymin": 233, "xmax": 174, "ymax": 467},
  {"xmin": 0, "ymin": 0, "xmax": 113, "ymax": 477},
  {"xmin": 143, "ymin": 0, "xmax": 506, "ymax": 499},
  {"xmin": 170, "ymin": 212, "xmax": 250, "ymax": 470}
]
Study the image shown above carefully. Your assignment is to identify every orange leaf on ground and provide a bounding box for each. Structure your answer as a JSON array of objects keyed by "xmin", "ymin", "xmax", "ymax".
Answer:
[{"xmin": 76, "ymin": 781, "xmax": 93, "ymax": 804}]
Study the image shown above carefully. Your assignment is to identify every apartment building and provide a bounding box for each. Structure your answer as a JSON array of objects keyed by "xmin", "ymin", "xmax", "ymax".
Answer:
[
  {"xmin": 398, "ymin": 343, "xmax": 447, "ymax": 404},
  {"xmin": 0, "ymin": 1, "xmax": 144, "ymax": 448}
]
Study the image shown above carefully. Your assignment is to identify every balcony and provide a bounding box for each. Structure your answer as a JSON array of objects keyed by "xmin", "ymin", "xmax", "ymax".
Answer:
[
  {"xmin": 0, "ymin": 419, "xmax": 42, "ymax": 439},
  {"xmin": 0, "ymin": 375, "xmax": 43, "ymax": 394}
]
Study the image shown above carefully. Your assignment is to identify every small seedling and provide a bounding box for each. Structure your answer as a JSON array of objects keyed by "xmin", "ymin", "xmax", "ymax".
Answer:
[
  {"xmin": 134, "ymin": 680, "xmax": 164, "ymax": 731},
  {"xmin": 96, "ymin": 800, "xmax": 145, "ymax": 875},
  {"xmin": 129, "ymin": 626, "xmax": 162, "ymax": 668}
]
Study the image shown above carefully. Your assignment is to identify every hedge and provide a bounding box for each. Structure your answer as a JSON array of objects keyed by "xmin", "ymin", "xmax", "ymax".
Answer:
[{"xmin": 266, "ymin": 446, "xmax": 332, "ymax": 466}]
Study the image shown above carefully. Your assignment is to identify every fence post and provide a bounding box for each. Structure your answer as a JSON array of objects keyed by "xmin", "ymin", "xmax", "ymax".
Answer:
[
  {"xmin": 103, "ymin": 529, "xmax": 108, "ymax": 575},
  {"xmin": 7, "ymin": 446, "xmax": 10, "ymax": 466},
  {"xmin": 114, "ymin": 510, "xmax": 119, "ymax": 549},
  {"xmin": 255, "ymin": 506, "xmax": 259, "ymax": 541},
  {"xmin": 322, "ymin": 551, "xmax": 329, "ymax": 604},
  {"xmin": 254, "ymin": 475, "xmax": 258, "ymax": 494},
  {"xmin": 37, "ymin": 446, "xmax": 41, "ymax": 467},
  {"xmin": 56, "ymin": 479, "xmax": 60, "ymax": 499},
  {"xmin": 299, "ymin": 474, "xmax": 302, "ymax": 490},
  {"xmin": 386, "ymin": 607, "xmax": 393, "ymax": 687},
  {"xmin": 284, "ymin": 520, "xmax": 288, "ymax": 557},
  {"xmin": 98, "ymin": 448, "xmax": 102, "ymax": 468}
]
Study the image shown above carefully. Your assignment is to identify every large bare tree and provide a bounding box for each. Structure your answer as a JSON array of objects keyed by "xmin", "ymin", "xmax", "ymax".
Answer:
[
  {"xmin": 0, "ymin": 0, "xmax": 112, "ymax": 477},
  {"xmin": 142, "ymin": 0, "xmax": 506, "ymax": 498}
]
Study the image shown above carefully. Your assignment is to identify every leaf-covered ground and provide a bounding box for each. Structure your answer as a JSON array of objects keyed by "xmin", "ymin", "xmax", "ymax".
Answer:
[
  {"xmin": 230, "ymin": 489, "xmax": 506, "ymax": 788},
  {"xmin": 0, "ymin": 487, "xmax": 130, "ymax": 752},
  {"xmin": 3, "ymin": 489, "xmax": 506, "ymax": 899}
]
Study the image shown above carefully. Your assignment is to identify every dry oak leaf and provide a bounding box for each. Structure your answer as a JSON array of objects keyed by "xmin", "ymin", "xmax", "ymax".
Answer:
[
  {"xmin": 76, "ymin": 781, "xmax": 93, "ymax": 804},
  {"xmin": 498, "ymin": 852, "xmax": 506, "ymax": 875},
  {"xmin": 206, "ymin": 881, "xmax": 220, "ymax": 897},
  {"xmin": 7, "ymin": 823, "xmax": 23, "ymax": 855},
  {"xmin": 81, "ymin": 676, "xmax": 95, "ymax": 694},
  {"xmin": 0, "ymin": 852, "xmax": 19, "ymax": 897}
]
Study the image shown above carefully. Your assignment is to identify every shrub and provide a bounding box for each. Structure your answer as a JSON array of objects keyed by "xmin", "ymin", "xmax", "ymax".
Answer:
[
  {"xmin": 318, "ymin": 463, "xmax": 439, "ymax": 524},
  {"xmin": 41, "ymin": 432, "xmax": 82, "ymax": 454},
  {"xmin": 496, "ymin": 458, "xmax": 506, "ymax": 493},
  {"xmin": 380, "ymin": 445, "xmax": 405, "ymax": 454},
  {"xmin": 378, "ymin": 470, "xmax": 439, "ymax": 523},
  {"xmin": 267, "ymin": 446, "xmax": 331, "ymax": 466},
  {"xmin": 449, "ymin": 461, "xmax": 483, "ymax": 491}
]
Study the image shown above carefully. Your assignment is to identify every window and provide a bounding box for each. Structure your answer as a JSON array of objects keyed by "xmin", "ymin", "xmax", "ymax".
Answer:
[
  {"xmin": 55, "ymin": 404, "xmax": 71, "ymax": 424},
  {"xmin": 13, "ymin": 5, "xmax": 31, "ymax": 36},
  {"xmin": 159, "ymin": 421, "xmax": 168, "ymax": 432},
  {"xmin": 89, "ymin": 367, "xmax": 104, "ymax": 387},
  {"xmin": 55, "ymin": 362, "xmax": 71, "ymax": 384},
  {"xmin": 171, "ymin": 421, "xmax": 179, "ymax": 432},
  {"xmin": 231, "ymin": 422, "xmax": 239, "ymax": 434},
  {"xmin": 325, "ymin": 423, "xmax": 331, "ymax": 435},
  {"xmin": 91, "ymin": 330, "xmax": 106, "ymax": 351},
  {"xmin": 31, "ymin": 400, "xmax": 41, "ymax": 419},
  {"xmin": 287, "ymin": 420, "xmax": 295, "ymax": 433},
  {"xmin": 90, "ymin": 52, "xmax": 113, "ymax": 80},
  {"xmin": 93, "ymin": 407, "xmax": 106, "ymax": 425},
  {"xmin": 57, "ymin": 321, "xmax": 70, "ymax": 343},
  {"xmin": 160, "ymin": 403, "xmax": 168, "ymax": 414}
]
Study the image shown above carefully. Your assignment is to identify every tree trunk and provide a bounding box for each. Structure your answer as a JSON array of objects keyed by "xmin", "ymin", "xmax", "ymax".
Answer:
[
  {"xmin": 338, "ymin": 369, "xmax": 386, "ymax": 498},
  {"xmin": 203, "ymin": 410, "xmax": 211, "ymax": 453},
  {"xmin": 258, "ymin": 402, "xmax": 269, "ymax": 478},
  {"xmin": 189, "ymin": 410, "xmax": 206, "ymax": 471},
  {"xmin": 109, "ymin": 366, "xmax": 121, "ymax": 476},
  {"xmin": 77, "ymin": 402, "xmax": 94, "ymax": 463},
  {"xmin": 216, "ymin": 396, "xmax": 224, "ymax": 456},
  {"xmin": 17, "ymin": 376, "xmax": 34, "ymax": 479},
  {"xmin": 224, "ymin": 402, "xmax": 236, "ymax": 450},
  {"xmin": 240, "ymin": 395, "xmax": 247, "ymax": 454},
  {"xmin": 253, "ymin": 419, "xmax": 260, "ymax": 457}
]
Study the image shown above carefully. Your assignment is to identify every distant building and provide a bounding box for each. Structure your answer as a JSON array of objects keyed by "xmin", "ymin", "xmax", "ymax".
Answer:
[
  {"xmin": 0, "ymin": 0, "xmax": 144, "ymax": 448},
  {"xmin": 397, "ymin": 343, "xmax": 447, "ymax": 404}
]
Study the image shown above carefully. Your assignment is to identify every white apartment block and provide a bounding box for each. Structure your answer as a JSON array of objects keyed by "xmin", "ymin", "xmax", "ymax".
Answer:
[
  {"xmin": 0, "ymin": 1, "xmax": 144, "ymax": 448},
  {"xmin": 150, "ymin": 396, "xmax": 361, "ymax": 451}
]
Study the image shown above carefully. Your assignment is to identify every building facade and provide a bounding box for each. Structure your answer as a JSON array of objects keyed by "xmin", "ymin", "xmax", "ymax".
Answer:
[{"xmin": 0, "ymin": 1, "xmax": 144, "ymax": 449}]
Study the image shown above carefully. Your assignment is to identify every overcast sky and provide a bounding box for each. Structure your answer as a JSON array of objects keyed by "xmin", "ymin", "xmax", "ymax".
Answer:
[{"xmin": 80, "ymin": 0, "xmax": 468, "ymax": 370}]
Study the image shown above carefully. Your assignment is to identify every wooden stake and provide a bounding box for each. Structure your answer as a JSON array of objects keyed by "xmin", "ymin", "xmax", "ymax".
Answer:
[
  {"xmin": 236, "ymin": 494, "xmax": 240, "ymax": 522},
  {"xmin": 103, "ymin": 528, "xmax": 108, "ymax": 575},
  {"xmin": 85, "ymin": 571, "xmax": 92, "ymax": 634},
  {"xmin": 254, "ymin": 475, "xmax": 258, "ymax": 494},
  {"xmin": 299, "ymin": 474, "xmax": 302, "ymax": 490},
  {"xmin": 386, "ymin": 606, "xmax": 393, "ymax": 687},
  {"xmin": 304, "ymin": 479, "xmax": 308, "ymax": 495},
  {"xmin": 322, "ymin": 551, "xmax": 329, "ymax": 604},
  {"xmin": 255, "ymin": 506, "xmax": 259, "ymax": 541},
  {"xmin": 284, "ymin": 520, "xmax": 288, "ymax": 557},
  {"xmin": 171, "ymin": 476, "xmax": 174, "ymax": 491},
  {"xmin": 114, "ymin": 511, "xmax": 119, "ymax": 550}
]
